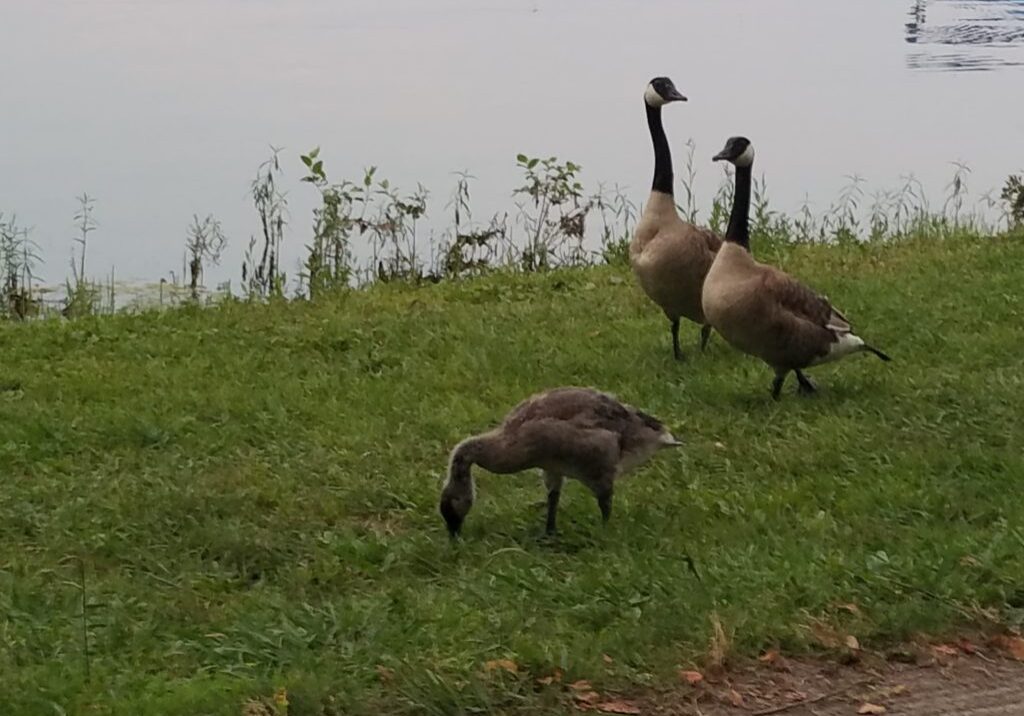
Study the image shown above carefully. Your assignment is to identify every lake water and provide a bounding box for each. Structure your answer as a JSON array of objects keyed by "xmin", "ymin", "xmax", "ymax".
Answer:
[{"xmin": 2, "ymin": 0, "xmax": 1023, "ymax": 289}]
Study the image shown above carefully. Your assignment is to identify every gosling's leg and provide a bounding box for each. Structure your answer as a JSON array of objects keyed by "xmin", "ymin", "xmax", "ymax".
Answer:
[
  {"xmin": 699, "ymin": 324, "xmax": 713, "ymax": 352},
  {"xmin": 590, "ymin": 473, "xmax": 615, "ymax": 525},
  {"xmin": 543, "ymin": 472, "xmax": 564, "ymax": 535},
  {"xmin": 795, "ymin": 369, "xmax": 818, "ymax": 396},
  {"xmin": 771, "ymin": 370, "xmax": 789, "ymax": 401},
  {"xmin": 670, "ymin": 318, "xmax": 684, "ymax": 361}
]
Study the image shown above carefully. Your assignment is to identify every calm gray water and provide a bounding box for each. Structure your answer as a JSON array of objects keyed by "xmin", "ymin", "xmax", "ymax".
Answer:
[{"xmin": 2, "ymin": 0, "xmax": 1023, "ymax": 288}]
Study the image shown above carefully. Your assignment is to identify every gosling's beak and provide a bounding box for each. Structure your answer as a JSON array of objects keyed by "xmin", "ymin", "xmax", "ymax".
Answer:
[{"xmin": 440, "ymin": 501, "xmax": 463, "ymax": 538}]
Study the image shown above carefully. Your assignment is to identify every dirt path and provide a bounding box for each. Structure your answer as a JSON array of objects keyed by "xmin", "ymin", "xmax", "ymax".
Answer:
[{"xmin": 636, "ymin": 649, "xmax": 1024, "ymax": 715}]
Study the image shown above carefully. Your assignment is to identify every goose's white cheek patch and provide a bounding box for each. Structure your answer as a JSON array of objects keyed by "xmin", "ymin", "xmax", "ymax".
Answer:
[
  {"xmin": 734, "ymin": 144, "xmax": 755, "ymax": 167},
  {"xmin": 644, "ymin": 85, "xmax": 665, "ymax": 107}
]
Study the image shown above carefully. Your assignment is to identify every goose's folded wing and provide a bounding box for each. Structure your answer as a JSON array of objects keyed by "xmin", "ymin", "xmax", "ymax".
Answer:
[
  {"xmin": 694, "ymin": 225, "xmax": 723, "ymax": 253},
  {"xmin": 763, "ymin": 268, "xmax": 850, "ymax": 333}
]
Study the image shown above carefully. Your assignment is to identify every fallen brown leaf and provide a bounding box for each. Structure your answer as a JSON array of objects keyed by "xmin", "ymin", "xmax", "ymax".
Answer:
[
  {"xmin": 595, "ymin": 700, "xmax": 641, "ymax": 714},
  {"xmin": 958, "ymin": 638, "xmax": 977, "ymax": 655},
  {"xmin": 679, "ymin": 670, "xmax": 704, "ymax": 685},
  {"xmin": 845, "ymin": 635, "xmax": 861, "ymax": 651},
  {"xmin": 836, "ymin": 602, "xmax": 862, "ymax": 616},
  {"xmin": 758, "ymin": 649, "xmax": 779, "ymax": 664},
  {"xmin": 809, "ymin": 620, "xmax": 843, "ymax": 649},
  {"xmin": 728, "ymin": 689, "xmax": 744, "ymax": 707},
  {"xmin": 484, "ymin": 659, "xmax": 518, "ymax": 674},
  {"xmin": 570, "ymin": 679, "xmax": 593, "ymax": 691},
  {"xmin": 536, "ymin": 667, "xmax": 564, "ymax": 686},
  {"xmin": 857, "ymin": 704, "xmax": 886, "ymax": 715},
  {"xmin": 574, "ymin": 690, "xmax": 602, "ymax": 706},
  {"xmin": 932, "ymin": 644, "xmax": 958, "ymax": 657},
  {"xmin": 602, "ymin": 653, "xmax": 614, "ymax": 664},
  {"xmin": 993, "ymin": 635, "xmax": 1024, "ymax": 660}
]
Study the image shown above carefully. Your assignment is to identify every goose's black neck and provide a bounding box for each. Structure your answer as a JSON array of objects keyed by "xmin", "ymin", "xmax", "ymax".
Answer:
[
  {"xmin": 646, "ymin": 104, "xmax": 673, "ymax": 196},
  {"xmin": 726, "ymin": 165, "xmax": 752, "ymax": 250}
]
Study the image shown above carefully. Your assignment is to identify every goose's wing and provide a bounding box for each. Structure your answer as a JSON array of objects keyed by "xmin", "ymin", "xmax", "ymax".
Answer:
[
  {"xmin": 506, "ymin": 388, "xmax": 662, "ymax": 441},
  {"xmin": 762, "ymin": 267, "xmax": 850, "ymax": 334},
  {"xmin": 697, "ymin": 225, "xmax": 723, "ymax": 253},
  {"xmin": 680, "ymin": 223, "xmax": 723, "ymax": 255}
]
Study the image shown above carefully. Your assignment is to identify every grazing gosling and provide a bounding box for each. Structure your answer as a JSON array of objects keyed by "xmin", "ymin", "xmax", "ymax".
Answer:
[
  {"xmin": 701, "ymin": 136, "xmax": 891, "ymax": 400},
  {"xmin": 439, "ymin": 387, "xmax": 681, "ymax": 537},
  {"xmin": 631, "ymin": 76, "xmax": 722, "ymax": 360}
]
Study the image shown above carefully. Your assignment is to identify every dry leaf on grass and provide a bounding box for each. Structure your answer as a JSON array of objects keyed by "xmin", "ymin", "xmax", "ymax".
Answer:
[
  {"xmin": 595, "ymin": 700, "xmax": 642, "ymax": 714},
  {"xmin": 484, "ymin": 659, "xmax": 518, "ymax": 674},
  {"xmin": 993, "ymin": 635, "xmax": 1024, "ymax": 660},
  {"xmin": 570, "ymin": 679, "xmax": 593, "ymax": 691},
  {"xmin": 574, "ymin": 690, "xmax": 603, "ymax": 706},
  {"xmin": 845, "ymin": 635, "xmax": 861, "ymax": 651},
  {"xmin": 758, "ymin": 649, "xmax": 779, "ymax": 663},
  {"xmin": 957, "ymin": 638, "xmax": 977, "ymax": 655},
  {"xmin": 809, "ymin": 621, "xmax": 844, "ymax": 649},
  {"xmin": 241, "ymin": 700, "xmax": 276, "ymax": 716},
  {"xmin": 836, "ymin": 602, "xmax": 862, "ymax": 616},
  {"xmin": 857, "ymin": 704, "xmax": 886, "ymax": 714},
  {"xmin": 932, "ymin": 644, "xmax": 958, "ymax": 657},
  {"xmin": 679, "ymin": 670, "xmax": 704, "ymax": 685},
  {"xmin": 602, "ymin": 653, "xmax": 614, "ymax": 664},
  {"xmin": 876, "ymin": 684, "xmax": 907, "ymax": 699},
  {"xmin": 728, "ymin": 689, "xmax": 744, "ymax": 707},
  {"xmin": 536, "ymin": 668, "xmax": 564, "ymax": 686}
]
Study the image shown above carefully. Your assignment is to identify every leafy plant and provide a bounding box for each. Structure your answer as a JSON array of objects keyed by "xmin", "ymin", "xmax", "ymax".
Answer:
[
  {"xmin": 513, "ymin": 154, "xmax": 589, "ymax": 270},
  {"xmin": 436, "ymin": 172, "xmax": 509, "ymax": 279},
  {"xmin": 1001, "ymin": 173, "xmax": 1024, "ymax": 228},
  {"xmin": 185, "ymin": 214, "xmax": 227, "ymax": 300},
  {"xmin": 0, "ymin": 213, "xmax": 41, "ymax": 320},
  {"xmin": 300, "ymin": 147, "xmax": 358, "ymax": 297},
  {"xmin": 243, "ymin": 147, "xmax": 288, "ymax": 299},
  {"xmin": 64, "ymin": 193, "xmax": 101, "ymax": 318}
]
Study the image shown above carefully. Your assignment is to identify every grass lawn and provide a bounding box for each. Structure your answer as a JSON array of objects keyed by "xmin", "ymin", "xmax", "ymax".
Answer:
[{"xmin": 2, "ymin": 235, "xmax": 1023, "ymax": 715}]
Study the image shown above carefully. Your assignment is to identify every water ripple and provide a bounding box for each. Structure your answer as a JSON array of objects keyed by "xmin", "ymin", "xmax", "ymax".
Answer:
[{"xmin": 906, "ymin": 0, "xmax": 1024, "ymax": 71}]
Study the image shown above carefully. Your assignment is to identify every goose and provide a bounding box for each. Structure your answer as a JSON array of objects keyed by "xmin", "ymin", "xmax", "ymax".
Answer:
[
  {"xmin": 701, "ymin": 136, "xmax": 891, "ymax": 400},
  {"xmin": 630, "ymin": 76, "xmax": 722, "ymax": 361},
  {"xmin": 438, "ymin": 387, "xmax": 681, "ymax": 537}
]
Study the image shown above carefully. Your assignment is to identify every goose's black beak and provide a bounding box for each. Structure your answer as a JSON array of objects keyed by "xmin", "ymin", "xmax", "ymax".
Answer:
[
  {"xmin": 712, "ymin": 149, "xmax": 729, "ymax": 161},
  {"xmin": 667, "ymin": 89, "xmax": 688, "ymax": 103},
  {"xmin": 440, "ymin": 500, "xmax": 463, "ymax": 538}
]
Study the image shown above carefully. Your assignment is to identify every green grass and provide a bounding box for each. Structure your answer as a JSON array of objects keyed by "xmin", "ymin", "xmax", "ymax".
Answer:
[{"xmin": 2, "ymin": 234, "xmax": 1023, "ymax": 715}]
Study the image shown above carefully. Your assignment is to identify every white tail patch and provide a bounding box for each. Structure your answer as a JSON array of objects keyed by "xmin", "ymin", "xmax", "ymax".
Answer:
[
  {"xmin": 812, "ymin": 332, "xmax": 866, "ymax": 365},
  {"xmin": 659, "ymin": 431, "xmax": 683, "ymax": 447}
]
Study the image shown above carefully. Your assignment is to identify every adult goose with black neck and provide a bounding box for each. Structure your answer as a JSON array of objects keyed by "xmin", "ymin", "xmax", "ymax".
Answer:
[
  {"xmin": 630, "ymin": 77, "xmax": 722, "ymax": 361},
  {"xmin": 701, "ymin": 136, "xmax": 891, "ymax": 400}
]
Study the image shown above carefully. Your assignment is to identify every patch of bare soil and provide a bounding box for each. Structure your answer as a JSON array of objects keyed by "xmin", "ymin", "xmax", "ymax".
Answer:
[{"xmin": 634, "ymin": 641, "xmax": 1024, "ymax": 716}]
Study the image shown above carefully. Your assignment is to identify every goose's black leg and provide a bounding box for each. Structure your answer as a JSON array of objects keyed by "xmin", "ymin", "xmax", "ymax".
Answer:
[
  {"xmin": 543, "ymin": 473, "xmax": 564, "ymax": 535},
  {"xmin": 771, "ymin": 370, "xmax": 789, "ymax": 401},
  {"xmin": 670, "ymin": 318, "xmax": 684, "ymax": 361},
  {"xmin": 597, "ymin": 489, "xmax": 613, "ymax": 524},
  {"xmin": 795, "ymin": 369, "xmax": 817, "ymax": 395},
  {"xmin": 699, "ymin": 324, "xmax": 713, "ymax": 352}
]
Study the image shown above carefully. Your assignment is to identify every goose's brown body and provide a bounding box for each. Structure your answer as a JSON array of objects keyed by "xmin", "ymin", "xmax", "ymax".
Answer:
[
  {"xmin": 631, "ymin": 192, "xmax": 722, "ymax": 328},
  {"xmin": 702, "ymin": 242, "xmax": 854, "ymax": 370}
]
